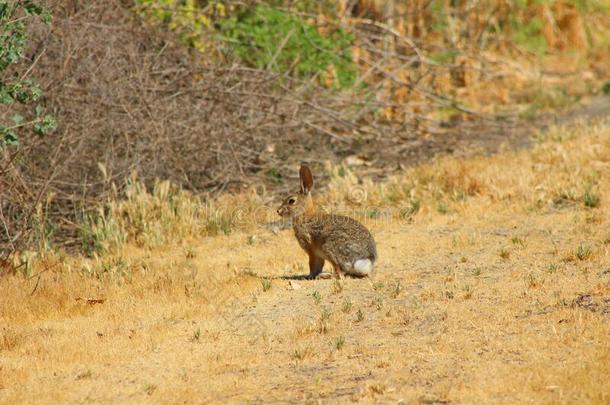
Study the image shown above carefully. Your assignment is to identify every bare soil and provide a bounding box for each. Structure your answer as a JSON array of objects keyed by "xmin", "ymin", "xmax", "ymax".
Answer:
[{"xmin": 353, "ymin": 95, "xmax": 610, "ymax": 182}]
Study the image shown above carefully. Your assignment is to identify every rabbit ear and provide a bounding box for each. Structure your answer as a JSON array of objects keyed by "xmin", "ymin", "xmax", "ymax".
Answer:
[{"xmin": 300, "ymin": 163, "xmax": 314, "ymax": 195}]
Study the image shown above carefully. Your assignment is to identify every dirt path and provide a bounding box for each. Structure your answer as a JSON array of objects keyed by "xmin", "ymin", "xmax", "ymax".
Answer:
[
  {"xmin": 355, "ymin": 95, "xmax": 610, "ymax": 182},
  {"xmin": 2, "ymin": 206, "xmax": 609, "ymax": 403}
]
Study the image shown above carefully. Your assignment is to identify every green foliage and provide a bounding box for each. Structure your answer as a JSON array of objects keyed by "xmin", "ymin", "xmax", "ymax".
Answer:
[
  {"xmin": 261, "ymin": 278, "xmax": 272, "ymax": 291},
  {"xmin": 429, "ymin": 0, "xmax": 448, "ymax": 32},
  {"xmin": 219, "ymin": 5, "xmax": 357, "ymax": 88},
  {"xmin": 512, "ymin": 16, "xmax": 547, "ymax": 55},
  {"xmin": 583, "ymin": 187, "xmax": 600, "ymax": 208},
  {"xmin": 429, "ymin": 49, "xmax": 459, "ymax": 64},
  {"xmin": 78, "ymin": 209, "xmax": 126, "ymax": 257},
  {"xmin": 280, "ymin": 0, "xmax": 339, "ymax": 17},
  {"xmin": 575, "ymin": 244, "xmax": 592, "ymax": 261},
  {"xmin": 134, "ymin": 0, "xmax": 224, "ymax": 52},
  {"xmin": 265, "ymin": 167, "xmax": 283, "ymax": 183},
  {"xmin": 0, "ymin": 0, "xmax": 54, "ymax": 149}
]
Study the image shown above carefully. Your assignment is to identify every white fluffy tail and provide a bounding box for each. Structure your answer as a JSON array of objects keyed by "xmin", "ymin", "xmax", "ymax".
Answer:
[{"xmin": 352, "ymin": 259, "xmax": 374, "ymax": 276}]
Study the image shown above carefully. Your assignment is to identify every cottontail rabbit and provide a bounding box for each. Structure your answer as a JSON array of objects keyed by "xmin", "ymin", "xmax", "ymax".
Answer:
[{"xmin": 277, "ymin": 164, "xmax": 377, "ymax": 279}]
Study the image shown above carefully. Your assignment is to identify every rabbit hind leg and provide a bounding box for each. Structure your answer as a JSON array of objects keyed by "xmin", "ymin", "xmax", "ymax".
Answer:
[{"xmin": 332, "ymin": 262, "xmax": 345, "ymax": 279}]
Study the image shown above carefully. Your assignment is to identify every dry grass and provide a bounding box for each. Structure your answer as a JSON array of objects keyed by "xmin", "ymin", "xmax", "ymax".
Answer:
[{"xmin": 1, "ymin": 121, "xmax": 609, "ymax": 403}]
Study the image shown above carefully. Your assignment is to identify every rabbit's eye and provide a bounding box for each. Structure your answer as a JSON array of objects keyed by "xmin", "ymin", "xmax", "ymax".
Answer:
[{"xmin": 288, "ymin": 197, "xmax": 296, "ymax": 205}]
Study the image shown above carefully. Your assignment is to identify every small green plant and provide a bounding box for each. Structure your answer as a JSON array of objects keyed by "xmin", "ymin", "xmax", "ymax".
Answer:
[
  {"xmin": 264, "ymin": 167, "xmax": 283, "ymax": 184},
  {"xmin": 75, "ymin": 370, "xmax": 93, "ymax": 380},
  {"xmin": 291, "ymin": 347, "xmax": 309, "ymax": 361},
  {"xmin": 547, "ymin": 263, "xmax": 558, "ymax": 274},
  {"xmin": 373, "ymin": 296, "xmax": 384, "ymax": 310},
  {"xmin": 367, "ymin": 209, "xmax": 382, "ymax": 219},
  {"xmin": 390, "ymin": 281, "xmax": 402, "ymax": 298},
  {"xmin": 342, "ymin": 299, "xmax": 352, "ymax": 314},
  {"xmin": 372, "ymin": 281, "xmax": 384, "ymax": 291},
  {"xmin": 320, "ymin": 307, "xmax": 331, "ymax": 321},
  {"xmin": 261, "ymin": 278, "xmax": 272, "ymax": 292},
  {"xmin": 144, "ymin": 383, "xmax": 157, "ymax": 396},
  {"xmin": 335, "ymin": 336, "xmax": 345, "ymax": 350},
  {"xmin": 355, "ymin": 308, "xmax": 365, "ymax": 322},
  {"xmin": 511, "ymin": 236, "xmax": 525, "ymax": 247},
  {"xmin": 575, "ymin": 244, "xmax": 592, "ymax": 261},
  {"xmin": 191, "ymin": 328, "xmax": 201, "ymax": 342},
  {"xmin": 311, "ymin": 291, "xmax": 322, "ymax": 305},
  {"xmin": 436, "ymin": 201, "xmax": 448, "ymax": 214},
  {"xmin": 318, "ymin": 307, "xmax": 331, "ymax": 334},
  {"xmin": 499, "ymin": 248, "xmax": 510, "ymax": 260},
  {"xmin": 78, "ymin": 210, "xmax": 126, "ymax": 257},
  {"xmin": 450, "ymin": 189, "xmax": 467, "ymax": 202},
  {"xmin": 472, "ymin": 268, "xmax": 482, "ymax": 276},
  {"xmin": 220, "ymin": 5, "xmax": 357, "ymax": 88},
  {"xmin": 583, "ymin": 188, "xmax": 600, "ymax": 208},
  {"xmin": 462, "ymin": 284, "xmax": 473, "ymax": 299},
  {"xmin": 184, "ymin": 246, "xmax": 196, "ymax": 259},
  {"xmin": 205, "ymin": 213, "xmax": 236, "ymax": 236},
  {"xmin": 337, "ymin": 165, "xmax": 346, "ymax": 178}
]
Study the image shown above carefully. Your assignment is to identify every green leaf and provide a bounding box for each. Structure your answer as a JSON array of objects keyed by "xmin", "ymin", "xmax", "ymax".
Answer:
[
  {"xmin": 23, "ymin": 1, "xmax": 44, "ymax": 16},
  {"xmin": 42, "ymin": 114, "xmax": 56, "ymax": 131},
  {"xmin": 0, "ymin": 4, "xmax": 9, "ymax": 19},
  {"xmin": 12, "ymin": 114, "xmax": 24, "ymax": 125},
  {"xmin": 33, "ymin": 122, "xmax": 44, "ymax": 136},
  {"xmin": 0, "ymin": 1, "xmax": 55, "ymax": 147},
  {"xmin": 4, "ymin": 131, "xmax": 19, "ymax": 145},
  {"xmin": 40, "ymin": 10, "xmax": 53, "ymax": 24},
  {"xmin": 0, "ymin": 88, "xmax": 13, "ymax": 104}
]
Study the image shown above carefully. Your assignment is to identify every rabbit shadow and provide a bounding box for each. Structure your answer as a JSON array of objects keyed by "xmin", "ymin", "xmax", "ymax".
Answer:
[{"xmin": 273, "ymin": 274, "xmax": 311, "ymax": 281}]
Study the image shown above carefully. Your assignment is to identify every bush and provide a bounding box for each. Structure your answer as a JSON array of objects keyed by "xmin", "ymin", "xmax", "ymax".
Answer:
[
  {"xmin": 134, "ymin": 0, "xmax": 223, "ymax": 52},
  {"xmin": 0, "ymin": 0, "xmax": 55, "ymax": 149},
  {"xmin": 219, "ymin": 5, "xmax": 357, "ymax": 88}
]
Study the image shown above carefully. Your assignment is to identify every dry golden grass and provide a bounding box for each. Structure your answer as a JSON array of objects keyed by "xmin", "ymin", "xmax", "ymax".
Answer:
[{"xmin": 1, "ymin": 120, "xmax": 609, "ymax": 403}]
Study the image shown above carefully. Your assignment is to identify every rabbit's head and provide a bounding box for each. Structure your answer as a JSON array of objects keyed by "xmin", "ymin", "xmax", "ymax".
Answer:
[{"xmin": 277, "ymin": 164, "xmax": 315, "ymax": 219}]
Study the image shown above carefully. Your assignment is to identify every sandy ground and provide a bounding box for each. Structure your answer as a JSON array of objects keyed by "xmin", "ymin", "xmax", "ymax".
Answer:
[{"xmin": 2, "ymin": 208, "xmax": 609, "ymax": 404}]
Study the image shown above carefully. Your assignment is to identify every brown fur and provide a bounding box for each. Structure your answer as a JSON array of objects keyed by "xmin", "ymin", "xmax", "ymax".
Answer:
[{"xmin": 277, "ymin": 164, "xmax": 377, "ymax": 279}]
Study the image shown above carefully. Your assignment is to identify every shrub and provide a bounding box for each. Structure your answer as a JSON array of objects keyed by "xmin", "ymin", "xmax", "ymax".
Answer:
[
  {"xmin": 134, "ymin": 0, "xmax": 224, "ymax": 52},
  {"xmin": 0, "ymin": 0, "xmax": 55, "ymax": 149},
  {"xmin": 219, "ymin": 5, "xmax": 357, "ymax": 88}
]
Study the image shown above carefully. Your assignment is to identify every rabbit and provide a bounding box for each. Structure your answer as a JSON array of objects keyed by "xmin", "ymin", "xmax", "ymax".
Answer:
[{"xmin": 277, "ymin": 163, "xmax": 377, "ymax": 279}]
